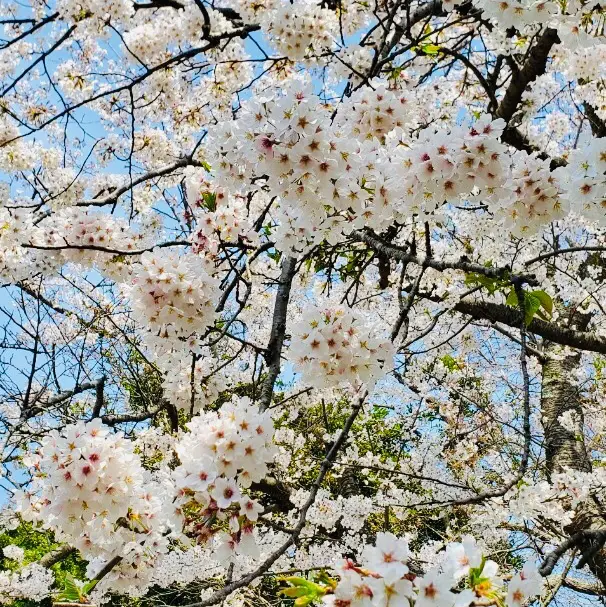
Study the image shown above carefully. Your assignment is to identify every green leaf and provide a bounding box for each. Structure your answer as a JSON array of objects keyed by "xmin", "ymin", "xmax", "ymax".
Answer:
[
  {"xmin": 440, "ymin": 354, "xmax": 463, "ymax": 372},
  {"xmin": 420, "ymin": 43, "xmax": 441, "ymax": 55},
  {"xmin": 465, "ymin": 271, "xmax": 510, "ymax": 295},
  {"xmin": 523, "ymin": 292, "xmax": 542, "ymax": 326},
  {"xmin": 535, "ymin": 308, "xmax": 550, "ymax": 322},
  {"xmin": 279, "ymin": 576, "xmax": 328, "ymax": 604},
  {"xmin": 281, "ymin": 576, "xmax": 312, "ymax": 587},
  {"xmin": 201, "ymin": 191, "xmax": 217, "ymax": 212},
  {"xmin": 56, "ymin": 573, "xmax": 84, "ymax": 602},
  {"xmin": 505, "ymin": 289, "xmax": 551, "ymax": 325},
  {"xmin": 82, "ymin": 579, "xmax": 98, "ymax": 594},
  {"xmin": 531, "ymin": 290, "xmax": 553, "ymax": 317},
  {"xmin": 280, "ymin": 587, "xmax": 309, "ymax": 598},
  {"xmin": 505, "ymin": 289, "xmax": 518, "ymax": 307},
  {"xmin": 267, "ymin": 249, "xmax": 282, "ymax": 263}
]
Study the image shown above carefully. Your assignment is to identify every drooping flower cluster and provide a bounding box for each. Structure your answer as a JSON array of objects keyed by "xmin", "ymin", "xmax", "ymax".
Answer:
[
  {"xmin": 474, "ymin": 0, "xmax": 555, "ymax": 29},
  {"xmin": 207, "ymin": 82, "xmax": 349, "ymax": 252},
  {"xmin": 288, "ymin": 305, "xmax": 394, "ymax": 389},
  {"xmin": 0, "ymin": 208, "xmax": 41, "ymax": 281},
  {"xmin": 17, "ymin": 419, "xmax": 170, "ymax": 591},
  {"xmin": 266, "ymin": 2, "xmax": 337, "ymax": 60},
  {"xmin": 1, "ymin": 545, "xmax": 24, "ymax": 562},
  {"xmin": 557, "ymin": 138, "xmax": 606, "ymax": 222},
  {"xmin": 172, "ymin": 396, "xmax": 276, "ymax": 561},
  {"xmin": 325, "ymin": 533, "xmax": 542, "ymax": 607},
  {"xmin": 208, "ymin": 82, "xmax": 417, "ymax": 252},
  {"xmin": 185, "ymin": 174, "xmax": 257, "ymax": 253},
  {"xmin": 501, "ymin": 152, "xmax": 565, "ymax": 236},
  {"xmin": 390, "ymin": 115, "xmax": 510, "ymax": 215},
  {"xmin": 0, "ymin": 564, "xmax": 54, "ymax": 605},
  {"xmin": 565, "ymin": 45, "xmax": 606, "ymax": 81},
  {"xmin": 127, "ymin": 249, "xmax": 219, "ymax": 350},
  {"xmin": 208, "ymin": 84, "xmax": 533, "ymax": 251},
  {"xmin": 57, "ymin": 0, "xmax": 133, "ymax": 24},
  {"xmin": 30, "ymin": 208, "xmax": 146, "ymax": 274},
  {"xmin": 158, "ymin": 350, "xmax": 227, "ymax": 413},
  {"xmin": 334, "ymin": 84, "xmax": 415, "ymax": 140},
  {"xmin": 331, "ymin": 45, "xmax": 374, "ymax": 84}
]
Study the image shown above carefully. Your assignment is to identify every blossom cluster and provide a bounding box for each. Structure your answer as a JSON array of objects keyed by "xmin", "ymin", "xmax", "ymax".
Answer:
[
  {"xmin": 334, "ymin": 84, "xmax": 415, "ymax": 140},
  {"xmin": 207, "ymin": 81, "xmax": 420, "ymax": 252},
  {"xmin": 158, "ymin": 350, "xmax": 227, "ymax": 413},
  {"xmin": 127, "ymin": 249, "xmax": 219, "ymax": 351},
  {"xmin": 557, "ymin": 138, "xmax": 606, "ymax": 222},
  {"xmin": 185, "ymin": 174, "xmax": 257, "ymax": 253},
  {"xmin": 2, "ymin": 545, "xmax": 24, "ymax": 562},
  {"xmin": 267, "ymin": 2, "xmax": 337, "ymax": 60},
  {"xmin": 208, "ymin": 80, "xmax": 582, "ymax": 250},
  {"xmin": 502, "ymin": 152, "xmax": 565, "ymax": 236},
  {"xmin": 325, "ymin": 533, "xmax": 542, "ymax": 607},
  {"xmin": 172, "ymin": 396, "xmax": 276, "ymax": 561},
  {"xmin": 0, "ymin": 208, "xmax": 40, "ymax": 281},
  {"xmin": 390, "ymin": 115, "xmax": 510, "ymax": 216},
  {"xmin": 30, "ymin": 208, "xmax": 146, "ymax": 276},
  {"xmin": 14, "ymin": 399, "xmax": 278, "ymax": 594},
  {"xmin": 288, "ymin": 305, "xmax": 394, "ymax": 390},
  {"xmin": 473, "ymin": 0, "xmax": 555, "ymax": 28},
  {"xmin": 17, "ymin": 419, "xmax": 169, "ymax": 592},
  {"xmin": 0, "ymin": 564, "xmax": 54, "ymax": 605}
]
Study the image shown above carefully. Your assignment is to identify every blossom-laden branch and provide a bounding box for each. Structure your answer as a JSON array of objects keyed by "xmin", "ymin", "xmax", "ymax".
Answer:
[
  {"xmin": 2, "ymin": 0, "xmax": 606, "ymax": 605},
  {"xmin": 186, "ymin": 393, "xmax": 368, "ymax": 607}
]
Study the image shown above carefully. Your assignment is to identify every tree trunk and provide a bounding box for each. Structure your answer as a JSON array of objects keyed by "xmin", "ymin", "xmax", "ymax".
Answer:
[
  {"xmin": 540, "ymin": 341, "xmax": 606, "ymax": 588},
  {"xmin": 540, "ymin": 345, "xmax": 591, "ymax": 477}
]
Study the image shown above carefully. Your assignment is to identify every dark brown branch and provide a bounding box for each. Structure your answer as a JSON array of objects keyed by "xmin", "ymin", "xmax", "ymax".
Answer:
[
  {"xmin": 540, "ymin": 531, "xmax": 606, "ymax": 577},
  {"xmin": 91, "ymin": 377, "xmax": 105, "ymax": 418},
  {"xmin": 496, "ymin": 27, "xmax": 560, "ymax": 124},
  {"xmin": 101, "ymin": 404, "xmax": 165, "ymax": 426},
  {"xmin": 525, "ymin": 246, "xmax": 606, "ymax": 265},
  {"xmin": 38, "ymin": 545, "xmax": 75, "ymax": 568},
  {"xmin": 454, "ymin": 299, "xmax": 606, "ymax": 354},
  {"xmin": 258, "ymin": 256, "xmax": 297, "ymax": 411},
  {"xmin": 584, "ymin": 103, "xmax": 606, "ymax": 138},
  {"xmin": 45, "ymin": 378, "xmax": 105, "ymax": 408},
  {"xmin": 353, "ymin": 229, "xmax": 538, "ymax": 286}
]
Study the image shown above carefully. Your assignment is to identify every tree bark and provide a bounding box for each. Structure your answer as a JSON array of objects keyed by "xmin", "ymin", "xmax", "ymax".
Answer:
[
  {"xmin": 540, "ymin": 344, "xmax": 591, "ymax": 477},
  {"xmin": 540, "ymin": 340, "xmax": 606, "ymax": 589}
]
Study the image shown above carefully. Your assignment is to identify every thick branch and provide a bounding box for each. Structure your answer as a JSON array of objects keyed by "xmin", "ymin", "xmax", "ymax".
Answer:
[
  {"xmin": 258, "ymin": 256, "xmax": 297, "ymax": 411},
  {"xmin": 101, "ymin": 405, "xmax": 165, "ymax": 426},
  {"xmin": 540, "ymin": 530, "xmax": 606, "ymax": 577},
  {"xmin": 38, "ymin": 545, "xmax": 75, "ymax": 568},
  {"xmin": 91, "ymin": 377, "xmax": 105, "ymax": 418},
  {"xmin": 454, "ymin": 300, "xmax": 606, "ymax": 354},
  {"xmin": 353, "ymin": 230, "xmax": 538, "ymax": 285},
  {"xmin": 43, "ymin": 378, "xmax": 105, "ymax": 408},
  {"xmin": 584, "ymin": 103, "xmax": 606, "ymax": 138},
  {"xmin": 496, "ymin": 28, "xmax": 560, "ymax": 124}
]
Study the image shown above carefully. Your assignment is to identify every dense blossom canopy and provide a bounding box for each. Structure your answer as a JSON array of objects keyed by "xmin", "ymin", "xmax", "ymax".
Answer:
[{"xmin": 1, "ymin": 0, "xmax": 606, "ymax": 606}]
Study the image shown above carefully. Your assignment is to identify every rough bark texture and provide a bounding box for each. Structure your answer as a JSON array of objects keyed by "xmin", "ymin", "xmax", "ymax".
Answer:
[
  {"xmin": 338, "ymin": 465, "xmax": 360, "ymax": 498},
  {"xmin": 454, "ymin": 300, "xmax": 606, "ymax": 354},
  {"xmin": 540, "ymin": 339, "xmax": 606, "ymax": 589},
  {"xmin": 259, "ymin": 256, "xmax": 297, "ymax": 411},
  {"xmin": 540, "ymin": 344, "xmax": 591, "ymax": 476},
  {"xmin": 496, "ymin": 28, "xmax": 560, "ymax": 124}
]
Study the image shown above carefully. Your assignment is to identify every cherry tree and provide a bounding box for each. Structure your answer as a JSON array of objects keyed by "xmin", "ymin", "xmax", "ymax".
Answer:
[{"xmin": 1, "ymin": 0, "xmax": 606, "ymax": 605}]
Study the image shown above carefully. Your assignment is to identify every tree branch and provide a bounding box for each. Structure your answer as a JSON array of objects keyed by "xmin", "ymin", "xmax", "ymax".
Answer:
[
  {"xmin": 258, "ymin": 256, "xmax": 297, "ymax": 411},
  {"xmin": 454, "ymin": 300, "xmax": 606, "ymax": 354}
]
